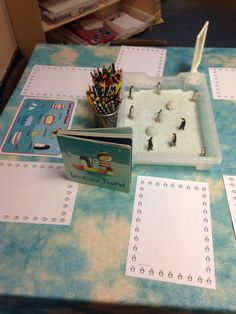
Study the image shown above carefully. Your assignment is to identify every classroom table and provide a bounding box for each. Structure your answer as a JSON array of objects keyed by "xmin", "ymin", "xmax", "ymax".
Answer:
[{"xmin": 0, "ymin": 44, "xmax": 236, "ymax": 313}]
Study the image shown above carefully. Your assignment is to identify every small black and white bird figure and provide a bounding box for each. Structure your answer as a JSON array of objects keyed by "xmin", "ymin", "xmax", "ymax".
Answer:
[
  {"xmin": 170, "ymin": 133, "xmax": 177, "ymax": 147},
  {"xmin": 156, "ymin": 82, "xmax": 161, "ymax": 95},
  {"xmin": 178, "ymin": 118, "xmax": 186, "ymax": 130},
  {"xmin": 200, "ymin": 146, "xmax": 206, "ymax": 156},
  {"xmin": 128, "ymin": 105, "xmax": 134, "ymax": 119},
  {"xmin": 147, "ymin": 137, "xmax": 154, "ymax": 151},
  {"xmin": 155, "ymin": 109, "xmax": 163, "ymax": 122},
  {"xmin": 128, "ymin": 85, "xmax": 134, "ymax": 99},
  {"xmin": 191, "ymin": 89, "xmax": 198, "ymax": 101}
]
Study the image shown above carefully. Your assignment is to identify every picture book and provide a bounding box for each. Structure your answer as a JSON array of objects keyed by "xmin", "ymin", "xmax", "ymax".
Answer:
[{"xmin": 57, "ymin": 127, "xmax": 132, "ymax": 192}]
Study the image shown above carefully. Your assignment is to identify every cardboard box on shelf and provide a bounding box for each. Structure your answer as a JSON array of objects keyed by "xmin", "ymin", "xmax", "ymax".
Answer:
[
  {"xmin": 95, "ymin": 3, "xmax": 155, "ymax": 40},
  {"xmin": 123, "ymin": 0, "xmax": 163, "ymax": 24}
]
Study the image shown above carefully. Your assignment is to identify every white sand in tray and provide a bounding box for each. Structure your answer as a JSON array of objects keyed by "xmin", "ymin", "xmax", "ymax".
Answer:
[{"xmin": 122, "ymin": 89, "xmax": 204, "ymax": 155}]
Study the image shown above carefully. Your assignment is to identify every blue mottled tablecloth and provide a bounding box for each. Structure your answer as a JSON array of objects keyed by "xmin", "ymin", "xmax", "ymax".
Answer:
[{"xmin": 0, "ymin": 44, "xmax": 236, "ymax": 313}]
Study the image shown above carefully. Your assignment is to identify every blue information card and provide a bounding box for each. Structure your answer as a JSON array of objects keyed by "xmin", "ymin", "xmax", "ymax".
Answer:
[{"xmin": 1, "ymin": 97, "xmax": 76, "ymax": 156}]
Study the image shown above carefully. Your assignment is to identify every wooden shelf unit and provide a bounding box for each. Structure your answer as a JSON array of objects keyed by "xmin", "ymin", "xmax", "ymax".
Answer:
[
  {"xmin": 5, "ymin": 0, "xmax": 157, "ymax": 59},
  {"xmin": 42, "ymin": 0, "xmax": 121, "ymax": 32}
]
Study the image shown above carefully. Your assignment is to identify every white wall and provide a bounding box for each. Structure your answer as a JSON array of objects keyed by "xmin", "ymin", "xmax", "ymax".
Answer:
[{"xmin": 0, "ymin": 0, "xmax": 17, "ymax": 81}]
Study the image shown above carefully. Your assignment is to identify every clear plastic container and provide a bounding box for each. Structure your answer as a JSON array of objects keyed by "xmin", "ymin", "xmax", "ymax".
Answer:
[{"xmin": 117, "ymin": 72, "xmax": 222, "ymax": 170}]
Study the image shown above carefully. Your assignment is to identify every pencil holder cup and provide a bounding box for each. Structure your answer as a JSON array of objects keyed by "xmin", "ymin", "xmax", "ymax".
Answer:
[{"xmin": 94, "ymin": 110, "xmax": 118, "ymax": 128}]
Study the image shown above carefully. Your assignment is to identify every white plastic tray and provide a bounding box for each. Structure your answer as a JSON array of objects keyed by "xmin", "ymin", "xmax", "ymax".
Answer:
[{"xmin": 117, "ymin": 72, "xmax": 222, "ymax": 170}]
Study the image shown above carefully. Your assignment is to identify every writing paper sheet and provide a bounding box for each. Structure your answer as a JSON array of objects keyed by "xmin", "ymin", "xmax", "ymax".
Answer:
[
  {"xmin": 115, "ymin": 46, "xmax": 166, "ymax": 77},
  {"xmin": 21, "ymin": 65, "xmax": 95, "ymax": 99},
  {"xmin": 209, "ymin": 67, "xmax": 236, "ymax": 100},
  {"xmin": 0, "ymin": 160, "xmax": 78, "ymax": 225},
  {"xmin": 223, "ymin": 175, "xmax": 236, "ymax": 237},
  {"xmin": 126, "ymin": 175, "xmax": 216, "ymax": 289},
  {"xmin": 108, "ymin": 12, "xmax": 144, "ymax": 30}
]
